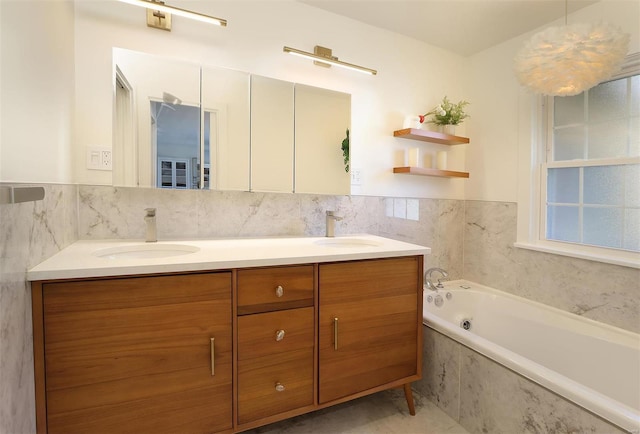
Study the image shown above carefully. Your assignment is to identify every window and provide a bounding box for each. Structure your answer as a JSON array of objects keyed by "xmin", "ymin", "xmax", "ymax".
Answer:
[
  {"xmin": 545, "ymin": 72, "xmax": 640, "ymax": 252},
  {"xmin": 517, "ymin": 54, "xmax": 640, "ymax": 268}
]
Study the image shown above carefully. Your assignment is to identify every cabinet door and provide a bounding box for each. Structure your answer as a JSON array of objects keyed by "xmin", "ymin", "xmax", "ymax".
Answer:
[
  {"xmin": 318, "ymin": 257, "xmax": 421, "ymax": 404},
  {"xmin": 41, "ymin": 273, "xmax": 232, "ymax": 434}
]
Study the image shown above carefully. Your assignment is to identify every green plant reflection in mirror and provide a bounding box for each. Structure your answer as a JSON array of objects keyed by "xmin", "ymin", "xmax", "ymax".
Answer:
[{"xmin": 342, "ymin": 129, "xmax": 349, "ymax": 173}]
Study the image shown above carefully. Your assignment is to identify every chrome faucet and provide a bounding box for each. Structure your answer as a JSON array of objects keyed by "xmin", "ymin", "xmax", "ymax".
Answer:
[
  {"xmin": 325, "ymin": 210, "xmax": 343, "ymax": 237},
  {"xmin": 144, "ymin": 208, "xmax": 157, "ymax": 242},
  {"xmin": 425, "ymin": 267, "xmax": 448, "ymax": 292}
]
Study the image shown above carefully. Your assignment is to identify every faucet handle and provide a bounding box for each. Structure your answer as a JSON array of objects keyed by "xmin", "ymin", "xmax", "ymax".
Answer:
[
  {"xmin": 326, "ymin": 210, "xmax": 343, "ymax": 221},
  {"xmin": 425, "ymin": 267, "xmax": 449, "ymax": 292}
]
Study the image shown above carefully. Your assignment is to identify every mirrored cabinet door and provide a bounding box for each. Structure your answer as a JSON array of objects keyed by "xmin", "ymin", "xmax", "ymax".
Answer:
[
  {"xmin": 113, "ymin": 48, "xmax": 201, "ymax": 189},
  {"xmin": 201, "ymin": 67, "xmax": 250, "ymax": 191},
  {"xmin": 295, "ymin": 85, "xmax": 351, "ymax": 195},
  {"xmin": 250, "ymin": 75, "xmax": 294, "ymax": 193}
]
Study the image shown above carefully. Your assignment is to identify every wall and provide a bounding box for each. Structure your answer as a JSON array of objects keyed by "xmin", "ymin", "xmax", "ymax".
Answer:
[
  {"xmin": 73, "ymin": 0, "xmax": 468, "ymax": 199},
  {"xmin": 461, "ymin": 0, "xmax": 640, "ymax": 334},
  {"xmin": 466, "ymin": 0, "xmax": 640, "ymax": 203},
  {"xmin": 464, "ymin": 201, "xmax": 639, "ymax": 334},
  {"xmin": 0, "ymin": 2, "xmax": 78, "ymax": 433},
  {"xmin": 0, "ymin": 184, "xmax": 78, "ymax": 434},
  {"xmin": 0, "ymin": 1, "xmax": 75, "ymax": 184}
]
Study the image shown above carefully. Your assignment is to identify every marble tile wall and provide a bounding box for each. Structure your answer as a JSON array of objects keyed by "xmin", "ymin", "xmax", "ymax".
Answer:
[
  {"xmin": 464, "ymin": 200, "xmax": 640, "ymax": 334},
  {"xmin": 76, "ymin": 185, "xmax": 466, "ymax": 278},
  {"xmin": 0, "ymin": 183, "xmax": 78, "ymax": 434},
  {"xmin": 417, "ymin": 328, "xmax": 625, "ymax": 434},
  {"xmin": 3, "ymin": 186, "xmax": 637, "ymax": 433}
]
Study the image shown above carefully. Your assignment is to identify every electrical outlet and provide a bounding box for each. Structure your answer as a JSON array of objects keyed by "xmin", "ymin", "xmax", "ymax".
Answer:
[
  {"xmin": 101, "ymin": 150, "xmax": 112, "ymax": 169},
  {"xmin": 351, "ymin": 168, "xmax": 362, "ymax": 185}
]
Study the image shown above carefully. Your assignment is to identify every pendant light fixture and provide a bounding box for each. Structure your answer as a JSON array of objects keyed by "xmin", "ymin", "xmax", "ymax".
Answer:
[{"xmin": 514, "ymin": 1, "xmax": 629, "ymax": 96}]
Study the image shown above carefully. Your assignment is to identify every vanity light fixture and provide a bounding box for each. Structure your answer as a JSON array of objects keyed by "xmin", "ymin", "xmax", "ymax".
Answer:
[
  {"xmin": 283, "ymin": 46, "xmax": 377, "ymax": 76},
  {"xmin": 117, "ymin": 0, "xmax": 227, "ymax": 31}
]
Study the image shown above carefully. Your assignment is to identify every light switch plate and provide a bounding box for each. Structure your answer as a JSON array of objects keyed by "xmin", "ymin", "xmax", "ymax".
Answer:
[
  {"xmin": 87, "ymin": 147, "xmax": 112, "ymax": 171},
  {"xmin": 351, "ymin": 168, "xmax": 362, "ymax": 185}
]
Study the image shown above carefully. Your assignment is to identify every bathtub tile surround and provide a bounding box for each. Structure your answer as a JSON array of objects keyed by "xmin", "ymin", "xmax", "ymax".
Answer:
[
  {"xmin": 414, "ymin": 325, "xmax": 461, "ymax": 422},
  {"xmin": 458, "ymin": 345, "xmax": 625, "ymax": 434},
  {"xmin": 514, "ymin": 250, "xmax": 640, "ymax": 333},
  {"xmin": 463, "ymin": 201, "xmax": 518, "ymax": 290},
  {"xmin": 419, "ymin": 328, "xmax": 626, "ymax": 434},
  {"xmin": 433, "ymin": 200, "xmax": 465, "ymax": 279},
  {"xmin": 464, "ymin": 200, "xmax": 640, "ymax": 334},
  {"xmin": 0, "ymin": 183, "xmax": 78, "ymax": 434}
]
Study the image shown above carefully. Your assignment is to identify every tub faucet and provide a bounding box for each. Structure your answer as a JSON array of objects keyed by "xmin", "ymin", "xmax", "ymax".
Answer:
[
  {"xmin": 425, "ymin": 267, "xmax": 448, "ymax": 292},
  {"xmin": 144, "ymin": 208, "xmax": 157, "ymax": 242},
  {"xmin": 325, "ymin": 210, "xmax": 343, "ymax": 237}
]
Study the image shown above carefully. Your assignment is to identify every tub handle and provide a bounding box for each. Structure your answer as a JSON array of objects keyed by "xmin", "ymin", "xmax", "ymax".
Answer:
[{"xmin": 333, "ymin": 317, "xmax": 339, "ymax": 350}]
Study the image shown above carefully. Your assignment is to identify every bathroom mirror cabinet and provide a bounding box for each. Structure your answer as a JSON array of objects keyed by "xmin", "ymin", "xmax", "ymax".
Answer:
[{"xmin": 113, "ymin": 48, "xmax": 351, "ymax": 195}]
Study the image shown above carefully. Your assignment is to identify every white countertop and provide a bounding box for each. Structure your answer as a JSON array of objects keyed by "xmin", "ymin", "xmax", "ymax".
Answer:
[{"xmin": 28, "ymin": 234, "xmax": 430, "ymax": 281}]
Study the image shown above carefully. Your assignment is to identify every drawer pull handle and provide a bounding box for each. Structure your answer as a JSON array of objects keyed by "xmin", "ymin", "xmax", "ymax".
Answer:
[
  {"xmin": 210, "ymin": 337, "xmax": 215, "ymax": 376},
  {"xmin": 275, "ymin": 329, "xmax": 285, "ymax": 341},
  {"xmin": 275, "ymin": 382, "xmax": 285, "ymax": 392},
  {"xmin": 333, "ymin": 317, "xmax": 339, "ymax": 350},
  {"xmin": 275, "ymin": 285, "xmax": 284, "ymax": 297}
]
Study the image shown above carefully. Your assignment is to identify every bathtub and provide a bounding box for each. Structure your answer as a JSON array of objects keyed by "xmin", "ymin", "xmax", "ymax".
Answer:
[{"xmin": 422, "ymin": 280, "xmax": 640, "ymax": 433}]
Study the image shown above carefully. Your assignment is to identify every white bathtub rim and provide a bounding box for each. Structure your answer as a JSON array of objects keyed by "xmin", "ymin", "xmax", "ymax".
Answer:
[
  {"xmin": 423, "ymin": 280, "xmax": 640, "ymax": 433},
  {"xmin": 438, "ymin": 280, "xmax": 639, "ymax": 342}
]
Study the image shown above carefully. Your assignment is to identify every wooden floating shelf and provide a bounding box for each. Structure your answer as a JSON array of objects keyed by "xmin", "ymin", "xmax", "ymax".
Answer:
[
  {"xmin": 393, "ymin": 128, "xmax": 470, "ymax": 145},
  {"xmin": 393, "ymin": 166, "xmax": 470, "ymax": 179}
]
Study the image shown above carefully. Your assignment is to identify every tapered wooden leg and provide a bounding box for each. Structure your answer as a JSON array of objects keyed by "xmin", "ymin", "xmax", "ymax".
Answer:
[{"xmin": 403, "ymin": 383, "xmax": 416, "ymax": 415}]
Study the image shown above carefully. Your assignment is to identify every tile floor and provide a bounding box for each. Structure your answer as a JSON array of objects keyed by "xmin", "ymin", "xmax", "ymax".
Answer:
[{"xmin": 247, "ymin": 389, "xmax": 469, "ymax": 434}]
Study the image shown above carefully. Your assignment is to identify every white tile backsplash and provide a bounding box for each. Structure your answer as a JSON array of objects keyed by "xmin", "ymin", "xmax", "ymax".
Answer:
[
  {"xmin": 393, "ymin": 198, "xmax": 407, "ymax": 219},
  {"xmin": 407, "ymin": 199, "xmax": 419, "ymax": 221}
]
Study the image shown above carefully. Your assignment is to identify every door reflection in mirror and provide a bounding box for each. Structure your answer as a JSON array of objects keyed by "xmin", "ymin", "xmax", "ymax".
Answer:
[{"xmin": 151, "ymin": 101, "xmax": 208, "ymax": 189}]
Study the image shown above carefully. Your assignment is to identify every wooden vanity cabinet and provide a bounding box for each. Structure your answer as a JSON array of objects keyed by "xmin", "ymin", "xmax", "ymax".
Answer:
[
  {"xmin": 318, "ymin": 256, "xmax": 423, "ymax": 404},
  {"xmin": 32, "ymin": 255, "xmax": 423, "ymax": 433},
  {"xmin": 32, "ymin": 272, "xmax": 233, "ymax": 434}
]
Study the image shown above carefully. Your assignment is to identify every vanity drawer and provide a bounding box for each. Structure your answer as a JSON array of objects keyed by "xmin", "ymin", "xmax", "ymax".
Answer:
[
  {"xmin": 238, "ymin": 307, "xmax": 314, "ymax": 360},
  {"xmin": 237, "ymin": 265, "xmax": 314, "ymax": 314},
  {"xmin": 237, "ymin": 348, "xmax": 314, "ymax": 425}
]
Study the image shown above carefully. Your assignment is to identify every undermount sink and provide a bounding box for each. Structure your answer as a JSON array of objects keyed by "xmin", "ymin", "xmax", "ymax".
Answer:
[
  {"xmin": 314, "ymin": 238, "xmax": 382, "ymax": 248},
  {"xmin": 93, "ymin": 243, "xmax": 200, "ymax": 259}
]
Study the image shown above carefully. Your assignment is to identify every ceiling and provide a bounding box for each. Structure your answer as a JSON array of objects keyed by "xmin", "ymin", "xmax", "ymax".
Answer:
[{"xmin": 298, "ymin": 0, "xmax": 600, "ymax": 56}]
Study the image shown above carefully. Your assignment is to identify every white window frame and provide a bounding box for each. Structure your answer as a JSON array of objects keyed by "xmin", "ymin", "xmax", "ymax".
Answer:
[{"xmin": 515, "ymin": 53, "xmax": 640, "ymax": 269}]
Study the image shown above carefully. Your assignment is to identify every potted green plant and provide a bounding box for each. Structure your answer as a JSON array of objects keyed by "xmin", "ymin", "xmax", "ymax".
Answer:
[{"xmin": 419, "ymin": 96, "xmax": 470, "ymax": 135}]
